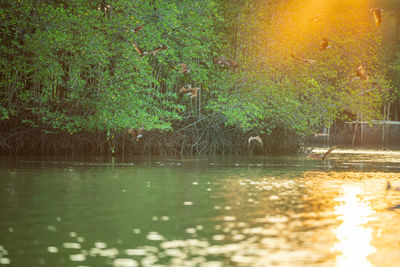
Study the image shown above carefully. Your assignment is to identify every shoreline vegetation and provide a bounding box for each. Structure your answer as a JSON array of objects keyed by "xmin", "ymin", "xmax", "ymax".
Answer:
[
  {"xmin": 1, "ymin": 0, "xmax": 400, "ymax": 156},
  {"xmin": 0, "ymin": 112, "xmax": 301, "ymax": 156}
]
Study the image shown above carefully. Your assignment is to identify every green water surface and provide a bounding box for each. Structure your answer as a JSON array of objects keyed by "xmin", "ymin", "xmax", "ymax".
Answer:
[{"xmin": 1, "ymin": 152, "xmax": 400, "ymax": 267}]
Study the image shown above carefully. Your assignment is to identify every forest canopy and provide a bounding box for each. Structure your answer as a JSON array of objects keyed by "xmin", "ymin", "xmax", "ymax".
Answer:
[{"xmin": 1, "ymin": 0, "xmax": 399, "ymax": 155}]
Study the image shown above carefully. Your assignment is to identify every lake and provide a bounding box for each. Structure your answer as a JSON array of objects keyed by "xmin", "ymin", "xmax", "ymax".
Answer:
[{"xmin": 1, "ymin": 149, "xmax": 400, "ymax": 267}]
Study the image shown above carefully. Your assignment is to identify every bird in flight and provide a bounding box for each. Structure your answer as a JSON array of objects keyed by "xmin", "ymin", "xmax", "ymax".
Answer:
[
  {"xmin": 133, "ymin": 25, "xmax": 144, "ymax": 34},
  {"xmin": 133, "ymin": 42, "xmax": 144, "ymax": 56},
  {"xmin": 309, "ymin": 14, "xmax": 323, "ymax": 22},
  {"xmin": 320, "ymin": 37, "xmax": 331, "ymax": 50},
  {"xmin": 147, "ymin": 44, "xmax": 168, "ymax": 56},
  {"xmin": 248, "ymin": 136, "xmax": 263, "ymax": 147},
  {"xmin": 371, "ymin": 8, "xmax": 384, "ymax": 26},
  {"xmin": 386, "ymin": 181, "xmax": 400, "ymax": 210},
  {"xmin": 213, "ymin": 56, "xmax": 238, "ymax": 69},
  {"xmin": 389, "ymin": 204, "xmax": 400, "ymax": 210},
  {"xmin": 306, "ymin": 146, "xmax": 337, "ymax": 161},
  {"xmin": 133, "ymin": 43, "xmax": 168, "ymax": 56},
  {"xmin": 180, "ymin": 86, "xmax": 200, "ymax": 99},
  {"xmin": 386, "ymin": 181, "xmax": 400, "ymax": 191},
  {"xmin": 290, "ymin": 53, "xmax": 317, "ymax": 63},
  {"xmin": 128, "ymin": 127, "xmax": 144, "ymax": 141},
  {"xmin": 178, "ymin": 63, "xmax": 190, "ymax": 73},
  {"xmin": 351, "ymin": 64, "xmax": 369, "ymax": 81}
]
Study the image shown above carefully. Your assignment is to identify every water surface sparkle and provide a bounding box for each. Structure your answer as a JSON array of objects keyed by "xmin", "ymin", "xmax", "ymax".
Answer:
[
  {"xmin": 1, "ymin": 152, "xmax": 400, "ymax": 266},
  {"xmin": 333, "ymin": 185, "xmax": 375, "ymax": 267}
]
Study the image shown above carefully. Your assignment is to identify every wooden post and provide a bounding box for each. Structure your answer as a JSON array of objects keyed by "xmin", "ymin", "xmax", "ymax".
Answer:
[
  {"xmin": 327, "ymin": 127, "xmax": 330, "ymax": 146},
  {"xmin": 198, "ymin": 88, "xmax": 201, "ymax": 118},
  {"xmin": 352, "ymin": 113, "xmax": 359, "ymax": 146},
  {"xmin": 386, "ymin": 102, "xmax": 391, "ymax": 147},
  {"xmin": 194, "ymin": 95, "xmax": 196, "ymax": 115},
  {"xmin": 382, "ymin": 105, "xmax": 386, "ymax": 148},
  {"xmin": 360, "ymin": 113, "xmax": 364, "ymax": 147},
  {"xmin": 122, "ymin": 131, "xmax": 125, "ymax": 161}
]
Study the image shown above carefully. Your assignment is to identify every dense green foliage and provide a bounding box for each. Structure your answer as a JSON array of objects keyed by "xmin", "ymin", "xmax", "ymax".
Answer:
[
  {"xmin": 0, "ymin": 0, "xmax": 221, "ymax": 132},
  {"xmin": 1, "ymin": 0, "xmax": 399, "ymax": 155}
]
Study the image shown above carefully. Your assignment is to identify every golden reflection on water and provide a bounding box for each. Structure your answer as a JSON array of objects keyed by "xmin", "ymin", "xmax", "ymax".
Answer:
[
  {"xmin": 333, "ymin": 185, "xmax": 375, "ymax": 267},
  {"xmin": 303, "ymin": 170, "xmax": 400, "ymax": 267}
]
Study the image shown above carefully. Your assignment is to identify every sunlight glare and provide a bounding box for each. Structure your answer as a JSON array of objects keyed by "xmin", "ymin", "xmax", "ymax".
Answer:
[{"xmin": 333, "ymin": 185, "xmax": 376, "ymax": 267}]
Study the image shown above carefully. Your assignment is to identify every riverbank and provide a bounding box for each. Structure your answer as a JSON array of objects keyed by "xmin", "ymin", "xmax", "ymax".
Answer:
[{"xmin": 0, "ymin": 116, "xmax": 302, "ymax": 156}]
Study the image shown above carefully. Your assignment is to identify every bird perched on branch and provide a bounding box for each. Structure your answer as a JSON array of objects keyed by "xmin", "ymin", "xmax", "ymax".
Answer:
[
  {"xmin": 178, "ymin": 63, "xmax": 190, "ymax": 73},
  {"xmin": 290, "ymin": 53, "xmax": 317, "ymax": 63},
  {"xmin": 128, "ymin": 127, "xmax": 144, "ymax": 141},
  {"xmin": 180, "ymin": 86, "xmax": 200, "ymax": 99},
  {"xmin": 213, "ymin": 56, "xmax": 238, "ymax": 69},
  {"xmin": 305, "ymin": 146, "xmax": 337, "ymax": 161},
  {"xmin": 371, "ymin": 8, "xmax": 384, "ymax": 26},
  {"xmin": 248, "ymin": 136, "xmax": 263, "ymax": 147},
  {"xmin": 351, "ymin": 64, "xmax": 369, "ymax": 81},
  {"xmin": 320, "ymin": 37, "xmax": 331, "ymax": 50}
]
